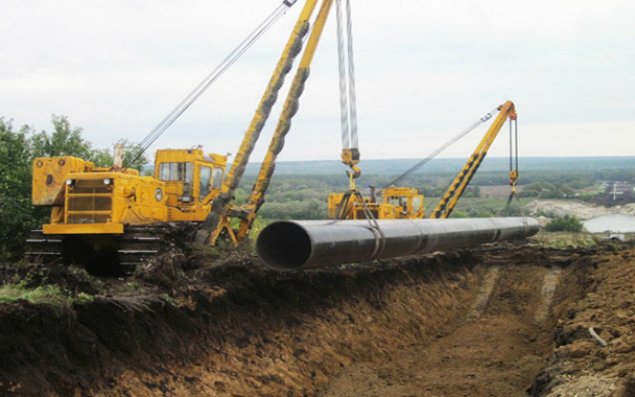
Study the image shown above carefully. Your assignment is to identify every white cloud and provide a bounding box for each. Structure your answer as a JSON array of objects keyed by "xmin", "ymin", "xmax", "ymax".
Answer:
[{"xmin": 1, "ymin": 0, "xmax": 634, "ymax": 162}]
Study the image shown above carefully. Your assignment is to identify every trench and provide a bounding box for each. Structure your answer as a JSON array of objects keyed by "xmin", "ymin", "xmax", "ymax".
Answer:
[
  {"xmin": 0, "ymin": 245, "xmax": 601, "ymax": 396},
  {"xmin": 102, "ymin": 247, "xmax": 583, "ymax": 396},
  {"xmin": 318, "ymin": 253, "xmax": 573, "ymax": 396}
]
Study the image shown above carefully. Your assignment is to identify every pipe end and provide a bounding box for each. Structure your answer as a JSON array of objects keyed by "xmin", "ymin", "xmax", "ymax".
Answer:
[{"xmin": 256, "ymin": 222, "xmax": 312, "ymax": 270}]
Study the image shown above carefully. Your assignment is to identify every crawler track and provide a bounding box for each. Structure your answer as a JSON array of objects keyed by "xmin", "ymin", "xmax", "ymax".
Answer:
[
  {"xmin": 24, "ymin": 224, "xmax": 189, "ymax": 275},
  {"xmin": 117, "ymin": 226, "xmax": 170, "ymax": 275},
  {"xmin": 24, "ymin": 230, "xmax": 64, "ymax": 264}
]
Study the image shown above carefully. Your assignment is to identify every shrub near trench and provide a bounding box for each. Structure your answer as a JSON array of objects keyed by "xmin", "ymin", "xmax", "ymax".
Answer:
[{"xmin": 546, "ymin": 215, "xmax": 584, "ymax": 232}]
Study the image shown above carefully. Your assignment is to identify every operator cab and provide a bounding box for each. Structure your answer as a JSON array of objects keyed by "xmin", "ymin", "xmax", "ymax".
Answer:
[
  {"xmin": 381, "ymin": 187, "xmax": 424, "ymax": 219},
  {"xmin": 154, "ymin": 148, "xmax": 227, "ymax": 218}
]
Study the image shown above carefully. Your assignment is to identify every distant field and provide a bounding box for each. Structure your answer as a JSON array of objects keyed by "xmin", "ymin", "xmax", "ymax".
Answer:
[{"xmin": 479, "ymin": 185, "xmax": 526, "ymax": 199}]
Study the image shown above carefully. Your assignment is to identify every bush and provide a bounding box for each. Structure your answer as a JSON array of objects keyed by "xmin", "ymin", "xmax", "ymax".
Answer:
[{"xmin": 545, "ymin": 215, "xmax": 584, "ymax": 232}]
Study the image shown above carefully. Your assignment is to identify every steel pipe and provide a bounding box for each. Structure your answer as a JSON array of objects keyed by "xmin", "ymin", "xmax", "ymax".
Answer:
[{"xmin": 256, "ymin": 217, "xmax": 540, "ymax": 270}]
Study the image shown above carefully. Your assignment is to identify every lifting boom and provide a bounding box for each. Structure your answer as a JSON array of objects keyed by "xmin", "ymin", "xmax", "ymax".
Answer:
[
  {"xmin": 430, "ymin": 100, "xmax": 518, "ymax": 218},
  {"xmin": 236, "ymin": 0, "xmax": 335, "ymax": 241},
  {"xmin": 196, "ymin": 0, "xmax": 335, "ymax": 246}
]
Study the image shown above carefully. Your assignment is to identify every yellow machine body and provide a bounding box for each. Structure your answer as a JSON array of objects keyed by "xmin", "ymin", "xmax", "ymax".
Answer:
[
  {"xmin": 328, "ymin": 187, "xmax": 424, "ymax": 220},
  {"xmin": 32, "ymin": 148, "xmax": 227, "ymax": 235},
  {"xmin": 327, "ymin": 101, "xmax": 518, "ymax": 221}
]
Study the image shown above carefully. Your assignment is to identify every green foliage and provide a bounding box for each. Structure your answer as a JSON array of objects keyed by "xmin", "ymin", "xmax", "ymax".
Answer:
[
  {"xmin": 0, "ymin": 281, "xmax": 70, "ymax": 308},
  {"xmin": 530, "ymin": 231, "xmax": 597, "ymax": 249},
  {"xmin": 31, "ymin": 115, "xmax": 95, "ymax": 159},
  {"xmin": 29, "ymin": 116, "xmax": 148, "ymax": 172},
  {"xmin": 118, "ymin": 139, "xmax": 149, "ymax": 173},
  {"xmin": 450, "ymin": 210, "xmax": 468, "ymax": 218},
  {"xmin": 522, "ymin": 181, "xmax": 575, "ymax": 199},
  {"xmin": 546, "ymin": 215, "xmax": 584, "ymax": 232},
  {"xmin": 89, "ymin": 139, "xmax": 149, "ymax": 172},
  {"xmin": 91, "ymin": 148, "xmax": 113, "ymax": 168},
  {"xmin": 0, "ymin": 119, "xmax": 45, "ymax": 260},
  {"xmin": 74, "ymin": 292, "xmax": 95, "ymax": 304}
]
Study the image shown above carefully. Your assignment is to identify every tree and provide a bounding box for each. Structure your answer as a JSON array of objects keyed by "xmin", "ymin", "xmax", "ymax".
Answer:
[
  {"xmin": 117, "ymin": 139, "xmax": 149, "ymax": 173},
  {"xmin": 0, "ymin": 120, "xmax": 44, "ymax": 260},
  {"xmin": 31, "ymin": 115, "xmax": 94, "ymax": 159},
  {"xmin": 31, "ymin": 116, "xmax": 148, "ymax": 172},
  {"xmin": 546, "ymin": 215, "xmax": 584, "ymax": 232}
]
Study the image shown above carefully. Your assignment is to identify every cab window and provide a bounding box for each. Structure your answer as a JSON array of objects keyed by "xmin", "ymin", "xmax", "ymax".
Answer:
[
  {"xmin": 199, "ymin": 166, "xmax": 212, "ymax": 200},
  {"xmin": 387, "ymin": 196, "xmax": 404, "ymax": 207},
  {"xmin": 211, "ymin": 167, "xmax": 223, "ymax": 189},
  {"xmin": 412, "ymin": 196, "xmax": 422, "ymax": 213},
  {"xmin": 159, "ymin": 162, "xmax": 193, "ymax": 182}
]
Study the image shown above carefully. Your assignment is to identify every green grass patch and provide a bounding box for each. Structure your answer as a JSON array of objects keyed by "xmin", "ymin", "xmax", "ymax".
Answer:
[
  {"xmin": 529, "ymin": 231, "xmax": 598, "ymax": 249},
  {"xmin": 74, "ymin": 292, "xmax": 95, "ymax": 304},
  {"xmin": 0, "ymin": 282, "xmax": 71, "ymax": 307}
]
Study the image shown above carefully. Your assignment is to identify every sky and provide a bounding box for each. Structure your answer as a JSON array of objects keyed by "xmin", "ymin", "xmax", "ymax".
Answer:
[{"xmin": 1, "ymin": 0, "xmax": 634, "ymax": 162}]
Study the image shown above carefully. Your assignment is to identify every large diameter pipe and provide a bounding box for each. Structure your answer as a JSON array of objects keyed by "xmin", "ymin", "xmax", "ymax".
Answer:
[{"xmin": 256, "ymin": 217, "xmax": 540, "ymax": 271}]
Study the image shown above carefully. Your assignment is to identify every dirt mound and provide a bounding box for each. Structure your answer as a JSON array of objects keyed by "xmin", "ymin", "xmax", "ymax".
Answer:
[{"xmin": 530, "ymin": 247, "xmax": 635, "ymax": 396}]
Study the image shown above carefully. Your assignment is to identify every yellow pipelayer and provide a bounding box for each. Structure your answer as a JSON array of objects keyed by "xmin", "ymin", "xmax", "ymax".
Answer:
[
  {"xmin": 29, "ymin": 148, "xmax": 227, "ymax": 273},
  {"xmin": 32, "ymin": 148, "xmax": 227, "ymax": 235},
  {"xmin": 328, "ymin": 101, "xmax": 519, "ymax": 220}
]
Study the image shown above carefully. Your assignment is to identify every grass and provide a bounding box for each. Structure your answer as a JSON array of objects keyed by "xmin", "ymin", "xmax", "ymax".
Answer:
[
  {"xmin": 74, "ymin": 292, "xmax": 95, "ymax": 304},
  {"xmin": 529, "ymin": 231, "xmax": 599, "ymax": 249},
  {"xmin": 0, "ymin": 280, "xmax": 96, "ymax": 308},
  {"xmin": 0, "ymin": 282, "xmax": 71, "ymax": 307}
]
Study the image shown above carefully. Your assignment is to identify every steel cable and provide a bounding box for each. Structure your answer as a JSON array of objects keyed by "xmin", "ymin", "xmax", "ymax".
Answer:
[
  {"xmin": 335, "ymin": 0, "xmax": 350, "ymax": 149},
  {"xmin": 335, "ymin": 0, "xmax": 358, "ymax": 151},
  {"xmin": 382, "ymin": 107, "xmax": 500, "ymax": 189},
  {"xmin": 123, "ymin": 2, "xmax": 294, "ymax": 168},
  {"xmin": 344, "ymin": 0, "xmax": 358, "ymax": 148}
]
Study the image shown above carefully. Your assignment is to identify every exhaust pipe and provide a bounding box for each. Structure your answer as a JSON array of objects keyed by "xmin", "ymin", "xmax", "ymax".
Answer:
[{"xmin": 256, "ymin": 217, "xmax": 540, "ymax": 270}]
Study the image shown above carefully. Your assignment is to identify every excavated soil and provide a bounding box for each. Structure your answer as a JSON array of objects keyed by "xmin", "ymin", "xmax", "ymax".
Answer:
[{"xmin": 0, "ymin": 242, "xmax": 633, "ymax": 396}]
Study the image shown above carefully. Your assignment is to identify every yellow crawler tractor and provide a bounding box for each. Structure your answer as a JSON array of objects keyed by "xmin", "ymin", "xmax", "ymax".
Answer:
[{"xmin": 28, "ymin": 149, "xmax": 227, "ymax": 274}]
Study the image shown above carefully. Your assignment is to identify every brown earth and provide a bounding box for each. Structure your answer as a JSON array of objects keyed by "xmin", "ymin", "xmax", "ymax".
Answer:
[
  {"xmin": 0, "ymin": 242, "xmax": 633, "ymax": 397},
  {"xmin": 319, "ymin": 252, "xmax": 561, "ymax": 396},
  {"xmin": 531, "ymin": 246, "xmax": 635, "ymax": 397}
]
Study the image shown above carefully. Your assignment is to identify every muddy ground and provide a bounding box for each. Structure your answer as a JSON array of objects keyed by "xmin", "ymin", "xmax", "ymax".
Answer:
[{"xmin": 0, "ymin": 240, "xmax": 633, "ymax": 396}]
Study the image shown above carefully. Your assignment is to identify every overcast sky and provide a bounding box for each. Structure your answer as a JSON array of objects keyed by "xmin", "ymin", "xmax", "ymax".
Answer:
[{"xmin": 1, "ymin": 0, "xmax": 634, "ymax": 162}]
